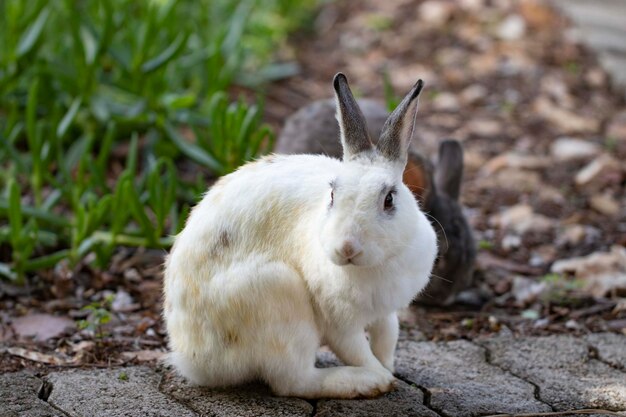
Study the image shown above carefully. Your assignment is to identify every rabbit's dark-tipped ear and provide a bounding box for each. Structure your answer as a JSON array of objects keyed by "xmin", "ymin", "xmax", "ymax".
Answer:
[
  {"xmin": 333, "ymin": 73, "xmax": 374, "ymax": 160},
  {"xmin": 435, "ymin": 139, "xmax": 464, "ymax": 201},
  {"xmin": 377, "ymin": 79, "xmax": 424, "ymax": 165}
]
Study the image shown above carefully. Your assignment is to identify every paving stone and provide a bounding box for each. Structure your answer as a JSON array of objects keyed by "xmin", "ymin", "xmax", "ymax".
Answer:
[
  {"xmin": 316, "ymin": 381, "xmax": 438, "ymax": 417},
  {"xmin": 482, "ymin": 335, "xmax": 626, "ymax": 411},
  {"xmin": 46, "ymin": 367, "xmax": 195, "ymax": 417},
  {"xmin": 161, "ymin": 372, "xmax": 312, "ymax": 417},
  {"xmin": 552, "ymin": 0, "xmax": 626, "ymax": 97},
  {"xmin": 587, "ymin": 332, "xmax": 626, "ymax": 370},
  {"xmin": 395, "ymin": 340, "xmax": 550, "ymax": 417},
  {"xmin": 574, "ymin": 27, "xmax": 626, "ymax": 54},
  {"xmin": 599, "ymin": 53, "xmax": 626, "ymax": 97},
  {"xmin": 312, "ymin": 349, "xmax": 439, "ymax": 416},
  {"xmin": 553, "ymin": 0, "xmax": 626, "ymax": 34},
  {"xmin": 0, "ymin": 372, "xmax": 62, "ymax": 417}
]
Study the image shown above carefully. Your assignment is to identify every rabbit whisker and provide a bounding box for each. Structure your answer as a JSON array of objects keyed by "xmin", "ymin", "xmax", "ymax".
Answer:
[
  {"xmin": 429, "ymin": 273, "xmax": 452, "ymax": 283},
  {"xmin": 424, "ymin": 212, "xmax": 449, "ymax": 253}
]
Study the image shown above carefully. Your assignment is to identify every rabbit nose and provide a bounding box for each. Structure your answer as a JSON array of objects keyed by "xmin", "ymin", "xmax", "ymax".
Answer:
[{"xmin": 337, "ymin": 241, "xmax": 362, "ymax": 260}]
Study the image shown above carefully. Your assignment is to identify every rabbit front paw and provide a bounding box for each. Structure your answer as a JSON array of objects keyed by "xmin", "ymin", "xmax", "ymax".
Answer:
[
  {"xmin": 321, "ymin": 366, "xmax": 396, "ymax": 399},
  {"xmin": 354, "ymin": 367, "xmax": 397, "ymax": 398}
]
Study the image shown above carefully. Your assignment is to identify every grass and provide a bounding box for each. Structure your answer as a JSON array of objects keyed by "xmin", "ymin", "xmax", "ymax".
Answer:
[{"xmin": 0, "ymin": 0, "xmax": 318, "ymax": 283}]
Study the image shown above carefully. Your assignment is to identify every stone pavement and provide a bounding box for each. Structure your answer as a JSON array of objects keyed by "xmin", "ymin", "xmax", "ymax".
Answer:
[
  {"xmin": 2, "ymin": 334, "xmax": 625, "ymax": 417},
  {"xmin": 552, "ymin": 0, "xmax": 626, "ymax": 98}
]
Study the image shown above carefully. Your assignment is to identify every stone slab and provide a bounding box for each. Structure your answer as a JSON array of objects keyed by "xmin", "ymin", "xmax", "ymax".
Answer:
[
  {"xmin": 552, "ymin": 0, "xmax": 626, "ymax": 33},
  {"xmin": 316, "ymin": 381, "xmax": 438, "ymax": 417},
  {"xmin": 587, "ymin": 332, "xmax": 626, "ymax": 370},
  {"xmin": 46, "ymin": 367, "xmax": 195, "ymax": 417},
  {"xmin": 482, "ymin": 335, "xmax": 626, "ymax": 412},
  {"xmin": 0, "ymin": 372, "xmax": 62, "ymax": 417},
  {"xmin": 552, "ymin": 0, "xmax": 626, "ymax": 98},
  {"xmin": 161, "ymin": 372, "xmax": 312, "ymax": 417},
  {"xmin": 395, "ymin": 339, "xmax": 551, "ymax": 417}
]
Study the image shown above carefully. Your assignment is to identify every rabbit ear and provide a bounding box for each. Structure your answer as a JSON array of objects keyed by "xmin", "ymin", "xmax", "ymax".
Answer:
[
  {"xmin": 377, "ymin": 79, "xmax": 424, "ymax": 165},
  {"xmin": 333, "ymin": 73, "xmax": 374, "ymax": 160},
  {"xmin": 435, "ymin": 139, "xmax": 464, "ymax": 201},
  {"xmin": 404, "ymin": 150, "xmax": 436, "ymax": 210}
]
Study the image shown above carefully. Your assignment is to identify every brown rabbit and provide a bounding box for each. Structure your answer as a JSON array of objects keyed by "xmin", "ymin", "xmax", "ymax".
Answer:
[{"xmin": 275, "ymin": 98, "xmax": 476, "ymax": 306}]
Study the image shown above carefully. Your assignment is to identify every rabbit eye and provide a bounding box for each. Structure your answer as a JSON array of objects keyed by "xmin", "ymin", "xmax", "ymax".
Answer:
[
  {"xmin": 384, "ymin": 191, "xmax": 394, "ymax": 211},
  {"xmin": 330, "ymin": 190, "xmax": 334, "ymax": 208}
]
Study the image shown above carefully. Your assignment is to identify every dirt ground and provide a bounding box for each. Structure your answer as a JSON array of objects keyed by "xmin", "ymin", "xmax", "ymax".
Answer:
[{"xmin": 1, "ymin": 0, "xmax": 625, "ymax": 372}]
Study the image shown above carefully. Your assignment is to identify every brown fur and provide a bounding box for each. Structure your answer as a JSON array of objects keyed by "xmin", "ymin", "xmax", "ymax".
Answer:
[{"xmin": 403, "ymin": 160, "xmax": 430, "ymax": 204}]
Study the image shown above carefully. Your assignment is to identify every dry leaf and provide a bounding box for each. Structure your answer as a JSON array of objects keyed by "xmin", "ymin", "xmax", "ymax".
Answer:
[
  {"xmin": 12, "ymin": 313, "xmax": 75, "ymax": 342},
  {"xmin": 551, "ymin": 246, "xmax": 626, "ymax": 298},
  {"xmin": 7, "ymin": 347, "xmax": 76, "ymax": 365},
  {"xmin": 121, "ymin": 350, "xmax": 166, "ymax": 362}
]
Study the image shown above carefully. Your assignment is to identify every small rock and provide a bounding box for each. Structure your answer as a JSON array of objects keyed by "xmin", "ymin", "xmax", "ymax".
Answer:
[
  {"xmin": 419, "ymin": 1, "xmax": 454, "ymax": 26},
  {"xmin": 575, "ymin": 154, "xmax": 623, "ymax": 187},
  {"xmin": 463, "ymin": 149, "xmax": 487, "ymax": 170},
  {"xmin": 519, "ymin": 0, "xmax": 557, "ymax": 28},
  {"xmin": 493, "ymin": 204, "xmax": 554, "ymax": 235},
  {"xmin": 540, "ymin": 75, "xmax": 572, "ymax": 105},
  {"xmin": 467, "ymin": 118, "xmax": 503, "ymax": 136},
  {"xmin": 558, "ymin": 224, "xmax": 587, "ymax": 246},
  {"xmin": 550, "ymin": 137, "xmax": 600, "ymax": 161},
  {"xmin": 481, "ymin": 168, "xmax": 541, "ymax": 192},
  {"xmin": 551, "ymin": 246, "xmax": 626, "ymax": 298},
  {"xmin": 497, "ymin": 15, "xmax": 526, "ymax": 40},
  {"xmin": 112, "ymin": 289, "xmax": 139, "ymax": 312},
  {"xmin": 469, "ymin": 54, "xmax": 499, "ymax": 76},
  {"xmin": 482, "ymin": 152, "xmax": 550, "ymax": 175},
  {"xmin": 521, "ymin": 309, "xmax": 540, "ymax": 320},
  {"xmin": 511, "ymin": 276, "xmax": 547, "ymax": 305},
  {"xmin": 607, "ymin": 110, "xmax": 626, "ymax": 141},
  {"xmin": 534, "ymin": 97, "xmax": 600, "ymax": 133},
  {"xmin": 530, "ymin": 245, "xmax": 558, "ymax": 267},
  {"xmin": 460, "ymin": 84, "xmax": 488, "ymax": 105},
  {"xmin": 590, "ymin": 193, "xmax": 621, "ymax": 216},
  {"xmin": 432, "ymin": 92, "xmax": 460, "ymax": 111},
  {"xmin": 459, "ymin": 0, "xmax": 484, "ymax": 11},
  {"xmin": 502, "ymin": 234, "xmax": 522, "ymax": 250},
  {"xmin": 585, "ymin": 68, "xmax": 607, "ymax": 88}
]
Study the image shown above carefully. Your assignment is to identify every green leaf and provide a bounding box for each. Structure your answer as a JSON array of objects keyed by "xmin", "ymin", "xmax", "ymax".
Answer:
[
  {"xmin": 123, "ymin": 180, "xmax": 155, "ymax": 244},
  {"xmin": 126, "ymin": 133, "xmax": 139, "ymax": 175},
  {"xmin": 26, "ymin": 79, "xmax": 39, "ymax": 153},
  {"xmin": 0, "ymin": 197, "xmax": 70, "ymax": 228},
  {"xmin": 7, "ymin": 179, "xmax": 23, "ymax": 246},
  {"xmin": 24, "ymin": 250, "xmax": 69, "ymax": 272},
  {"xmin": 141, "ymin": 33, "xmax": 189, "ymax": 74},
  {"xmin": 56, "ymin": 98, "xmax": 82, "ymax": 139},
  {"xmin": 16, "ymin": 6, "xmax": 50, "ymax": 58},
  {"xmin": 80, "ymin": 25, "xmax": 97, "ymax": 65},
  {"xmin": 0, "ymin": 263, "xmax": 18, "ymax": 281},
  {"xmin": 163, "ymin": 122, "xmax": 223, "ymax": 173}
]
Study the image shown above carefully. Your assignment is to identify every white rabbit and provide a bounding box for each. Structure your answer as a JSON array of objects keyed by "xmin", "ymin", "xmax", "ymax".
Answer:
[{"xmin": 163, "ymin": 73, "xmax": 437, "ymax": 399}]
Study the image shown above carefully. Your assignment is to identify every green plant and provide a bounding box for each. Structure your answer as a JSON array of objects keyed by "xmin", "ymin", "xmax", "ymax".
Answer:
[
  {"xmin": 382, "ymin": 70, "xmax": 401, "ymax": 112},
  {"xmin": 540, "ymin": 273, "xmax": 585, "ymax": 306},
  {"xmin": 478, "ymin": 239, "xmax": 494, "ymax": 250},
  {"xmin": 77, "ymin": 295, "xmax": 115, "ymax": 340},
  {"xmin": 165, "ymin": 94, "xmax": 275, "ymax": 176},
  {"xmin": 0, "ymin": 0, "xmax": 320, "ymax": 282}
]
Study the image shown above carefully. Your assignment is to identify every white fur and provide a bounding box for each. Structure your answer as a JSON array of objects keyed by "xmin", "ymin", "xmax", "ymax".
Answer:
[{"xmin": 163, "ymin": 150, "xmax": 437, "ymax": 399}]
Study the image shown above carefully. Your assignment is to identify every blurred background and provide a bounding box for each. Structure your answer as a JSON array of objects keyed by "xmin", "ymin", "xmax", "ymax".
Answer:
[{"xmin": 1, "ymin": 0, "xmax": 625, "ymax": 367}]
